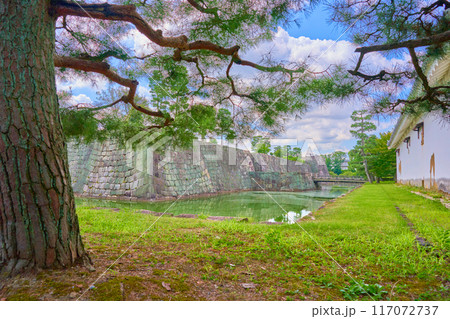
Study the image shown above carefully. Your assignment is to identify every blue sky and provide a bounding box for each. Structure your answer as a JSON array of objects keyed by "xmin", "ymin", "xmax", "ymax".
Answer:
[
  {"xmin": 286, "ymin": 3, "xmax": 346, "ymax": 41},
  {"xmin": 270, "ymin": 4, "xmax": 399, "ymax": 154}
]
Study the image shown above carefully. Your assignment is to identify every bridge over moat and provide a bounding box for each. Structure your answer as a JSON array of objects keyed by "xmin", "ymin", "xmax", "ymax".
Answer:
[{"xmin": 313, "ymin": 177, "xmax": 366, "ymax": 186}]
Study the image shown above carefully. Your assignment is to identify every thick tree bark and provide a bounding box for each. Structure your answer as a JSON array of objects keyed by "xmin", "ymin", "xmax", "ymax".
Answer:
[{"xmin": 0, "ymin": 0, "xmax": 91, "ymax": 275}]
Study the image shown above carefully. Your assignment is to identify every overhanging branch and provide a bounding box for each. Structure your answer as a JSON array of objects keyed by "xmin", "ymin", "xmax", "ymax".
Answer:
[
  {"xmin": 52, "ymin": 1, "xmax": 306, "ymax": 76},
  {"xmin": 54, "ymin": 55, "xmax": 169, "ymax": 120},
  {"xmin": 349, "ymin": 30, "xmax": 450, "ymax": 110},
  {"xmin": 355, "ymin": 30, "xmax": 450, "ymax": 54},
  {"xmin": 52, "ymin": 1, "xmax": 238, "ymax": 54}
]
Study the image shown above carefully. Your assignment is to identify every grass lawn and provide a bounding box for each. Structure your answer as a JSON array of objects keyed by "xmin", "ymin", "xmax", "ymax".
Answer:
[{"xmin": 1, "ymin": 183, "xmax": 448, "ymax": 301}]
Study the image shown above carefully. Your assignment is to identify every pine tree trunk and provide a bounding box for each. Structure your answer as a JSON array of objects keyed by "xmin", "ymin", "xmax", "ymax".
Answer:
[
  {"xmin": 0, "ymin": 0, "xmax": 91, "ymax": 275},
  {"xmin": 361, "ymin": 136, "xmax": 372, "ymax": 183},
  {"xmin": 363, "ymin": 159, "xmax": 372, "ymax": 183}
]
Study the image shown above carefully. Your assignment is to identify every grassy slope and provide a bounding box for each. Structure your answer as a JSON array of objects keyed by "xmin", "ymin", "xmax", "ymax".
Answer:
[{"xmin": 1, "ymin": 184, "xmax": 448, "ymax": 301}]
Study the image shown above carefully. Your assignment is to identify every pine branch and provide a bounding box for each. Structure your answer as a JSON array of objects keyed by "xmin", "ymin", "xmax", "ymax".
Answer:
[
  {"xmin": 52, "ymin": 1, "xmax": 307, "ymax": 75},
  {"xmin": 54, "ymin": 55, "xmax": 169, "ymax": 120},
  {"xmin": 354, "ymin": 30, "xmax": 450, "ymax": 54},
  {"xmin": 349, "ymin": 30, "xmax": 450, "ymax": 111},
  {"xmin": 52, "ymin": 1, "xmax": 236, "ymax": 54}
]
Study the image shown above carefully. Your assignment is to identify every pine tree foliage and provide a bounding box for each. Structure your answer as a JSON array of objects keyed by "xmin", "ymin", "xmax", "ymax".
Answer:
[
  {"xmin": 330, "ymin": 0, "xmax": 449, "ymax": 116},
  {"xmin": 54, "ymin": 0, "xmax": 355, "ymax": 145},
  {"xmin": 349, "ymin": 109, "xmax": 376, "ymax": 181}
]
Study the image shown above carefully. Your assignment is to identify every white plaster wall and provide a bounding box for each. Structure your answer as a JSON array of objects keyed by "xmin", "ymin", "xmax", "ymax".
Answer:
[{"xmin": 396, "ymin": 113, "xmax": 450, "ymax": 193}]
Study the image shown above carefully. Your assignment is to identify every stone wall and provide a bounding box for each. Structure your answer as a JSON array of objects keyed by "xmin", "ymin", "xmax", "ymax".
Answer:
[{"xmin": 67, "ymin": 140, "xmax": 328, "ymax": 200}]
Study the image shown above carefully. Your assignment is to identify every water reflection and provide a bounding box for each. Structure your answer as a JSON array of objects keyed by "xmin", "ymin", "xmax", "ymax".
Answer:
[{"xmin": 76, "ymin": 185, "xmax": 352, "ymax": 223}]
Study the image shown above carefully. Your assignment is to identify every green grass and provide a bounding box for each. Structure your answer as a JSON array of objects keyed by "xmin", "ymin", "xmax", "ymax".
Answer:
[{"xmin": 2, "ymin": 184, "xmax": 448, "ymax": 300}]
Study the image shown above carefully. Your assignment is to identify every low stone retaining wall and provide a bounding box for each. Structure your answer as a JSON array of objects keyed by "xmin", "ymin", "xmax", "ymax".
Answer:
[
  {"xmin": 398, "ymin": 178, "xmax": 450, "ymax": 194},
  {"xmin": 67, "ymin": 140, "xmax": 328, "ymax": 200}
]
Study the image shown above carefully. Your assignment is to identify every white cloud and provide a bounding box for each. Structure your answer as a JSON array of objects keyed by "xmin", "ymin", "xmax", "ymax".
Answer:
[
  {"xmin": 137, "ymin": 84, "xmax": 153, "ymax": 100},
  {"xmin": 280, "ymin": 99, "xmax": 398, "ymax": 154},
  {"xmin": 127, "ymin": 29, "xmax": 159, "ymax": 57},
  {"xmin": 241, "ymin": 27, "xmax": 409, "ymax": 74},
  {"xmin": 282, "ymin": 104, "xmax": 356, "ymax": 154},
  {"xmin": 236, "ymin": 27, "xmax": 408, "ymax": 153},
  {"xmin": 71, "ymin": 93, "xmax": 92, "ymax": 104}
]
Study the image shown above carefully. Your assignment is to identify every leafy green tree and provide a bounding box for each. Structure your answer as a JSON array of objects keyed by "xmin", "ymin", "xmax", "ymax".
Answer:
[
  {"xmin": 269, "ymin": 145, "xmax": 302, "ymax": 161},
  {"xmin": 324, "ymin": 154, "xmax": 333, "ymax": 172},
  {"xmin": 340, "ymin": 170, "xmax": 357, "ymax": 177},
  {"xmin": 348, "ymin": 135, "xmax": 376, "ymax": 178},
  {"xmin": 330, "ymin": 0, "xmax": 450, "ymax": 115},
  {"xmin": 271, "ymin": 146, "xmax": 283, "ymax": 158},
  {"xmin": 349, "ymin": 132, "xmax": 396, "ymax": 181},
  {"xmin": 324, "ymin": 151, "xmax": 346, "ymax": 175},
  {"xmin": 289, "ymin": 147, "xmax": 302, "ymax": 162},
  {"xmin": 366, "ymin": 132, "xmax": 397, "ymax": 182},
  {"xmin": 350, "ymin": 110, "xmax": 376, "ymax": 182},
  {"xmin": 348, "ymin": 147, "xmax": 364, "ymax": 177},
  {"xmin": 331, "ymin": 151, "xmax": 346, "ymax": 175},
  {"xmin": 251, "ymin": 136, "xmax": 271, "ymax": 154}
]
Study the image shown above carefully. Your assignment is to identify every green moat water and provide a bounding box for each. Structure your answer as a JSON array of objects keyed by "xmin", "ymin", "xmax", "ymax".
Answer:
[{"xmin": 76, "ymin": 186, "xmax": 353, "ymax": 223}]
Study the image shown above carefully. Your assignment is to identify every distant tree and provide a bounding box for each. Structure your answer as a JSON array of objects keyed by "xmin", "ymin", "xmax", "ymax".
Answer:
[
  {"xmin": 269, "ymin": 145, "xmax": 302, "ymax": 161},
  {"xmin": 251, "ymin": 136, "xmax": 271, "ymax": 154},
  {"xmin": 324, "ymin": 151, "xmax": 347, "ymax": 175},
  {"xmin": 348, "ymin": 147, "xmax": 364, "ymax": 177},
  {"xmin": 350, "ymin": 110, "xmax": 377, "ymax": 182},
  {"xmin": 348, "ymin": 135, "xmax": 377, "ymax": 178},
  {"xmin": 340, "ymin": 170, "xmax": 357, "ymax": 177},
  {"xmin": 289, "ymin": 147, "xmax": 302, "ymax": 162},
  {"xmin": 330, "ymin": 0, "xmax": 450, "ymax": 115},
  {"xmin": 331, "ymin": 151, "xmax": 347, "ymax": 175},
  {"xmin": 348, "ymin": 132, "xmax": 396, "ymax": 181},
  {"xmin": 366, "ymin": 132, "xmax": 397, "ymax": 182},
  {"xmin": 284, "ymin": 145, "xmax": 292, "ymax": 160},
  {"xmin": 271, "ymin": 145, "xmax": 283, "ymax": 158},
  {"xmin": 324, "ymin": 154, "xmax": 333, "ymax": 172}
]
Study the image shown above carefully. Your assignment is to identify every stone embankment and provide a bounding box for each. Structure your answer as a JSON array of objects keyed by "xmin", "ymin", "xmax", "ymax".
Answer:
[{"xmin": 68, "ymin": 140, "xmax": 329, "ymax": 200}]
